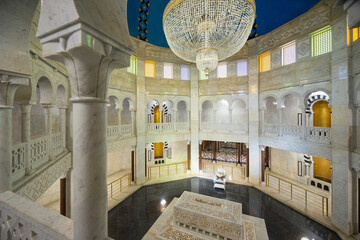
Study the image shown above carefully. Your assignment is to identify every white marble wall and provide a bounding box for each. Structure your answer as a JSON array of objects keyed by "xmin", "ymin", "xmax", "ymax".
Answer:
[{"xmin": 271, "ymin": 148, "xmax": 302, "ymax": 181}]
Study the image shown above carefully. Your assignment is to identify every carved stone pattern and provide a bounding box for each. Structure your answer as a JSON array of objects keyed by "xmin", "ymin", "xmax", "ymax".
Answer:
[
  {"xmin": 156, "ymin": 62, "xmax": 164, "ymax": 78},
  {"xmin": 244, "ymin": 221, "xmax": 256, "ymax": 240},
  {"xmin": 174, "ymin": 64, "xmax": 181, "ymax": 79},
  {"xmin": 297, "ymin": 37, "xmax": 311, "ymax": 60},
  {"xmin": 227, "ymin": 62, "xmax": 237, "ymax": 77},
  {"xmin": 271, "ymin": 50, "xmax": 281, "ymax": 68},
  {"xmin": 257, "ymin": 4, "xmax": 330, "ymax": 53},
  {"xmin": 15, "ymin": 153, "xmax": 72, "ymax": 201}
]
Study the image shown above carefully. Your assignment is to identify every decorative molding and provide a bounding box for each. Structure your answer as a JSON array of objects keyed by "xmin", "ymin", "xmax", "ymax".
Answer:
[
  {"xmin": 296, "ymin": 36, "xmax": 311, "ymax": 60},
  {"xmin": 271, "ymin": 49, "xmax": 282, "ymax": 69},
  {"xmin": 15, "ymin": 153, "xmax": 72, "ymax": 201},
  {"xmin": 256, "ymin": 2, "xmax": 330, "ymax": 54}
]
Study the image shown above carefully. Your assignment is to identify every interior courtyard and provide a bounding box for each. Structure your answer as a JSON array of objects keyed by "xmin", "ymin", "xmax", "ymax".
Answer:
[{"xmin": 0, "ymin": 0, "xmax": 360, "ymax": 239}]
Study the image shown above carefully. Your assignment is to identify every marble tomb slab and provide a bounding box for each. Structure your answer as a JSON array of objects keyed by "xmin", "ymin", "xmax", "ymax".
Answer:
[{"xmin": 142, "ymin": 191, "xmax": 268, "ymax": 240}]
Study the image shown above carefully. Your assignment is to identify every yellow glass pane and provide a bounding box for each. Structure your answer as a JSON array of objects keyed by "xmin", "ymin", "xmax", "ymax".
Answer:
[
  {"xmin": 353, "ymin": 27, "xmax": 359, "ymax": 42},
  {"xmin": 145, "ymin": 60, "xmax": 155, "ymax": 77},
  {"xmin": 260, "ymin": 52, "xmax": 271, "ymax": 72}
]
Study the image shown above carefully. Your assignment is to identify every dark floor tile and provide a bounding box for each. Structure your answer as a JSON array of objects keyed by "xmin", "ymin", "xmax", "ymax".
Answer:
[{"xmin": 108, "ymin": 177, "xmax": 340, "ymax": 240}]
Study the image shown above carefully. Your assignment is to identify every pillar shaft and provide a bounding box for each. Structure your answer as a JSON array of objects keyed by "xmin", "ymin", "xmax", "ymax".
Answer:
[
  {"xmin": 59, "ymin": 108, "xmax": 67, "ymax": 149},
  {"xmin": 246, "ymin": 147, "xmax": 249, "ymax": 178},
  {"xmin": 72, "ymin": 99, "xmax": 108, "ymax": 239},
  {"xmin": 260, "ymin": 147, "xmax": 265, "ymax": 182},
  {"xmin": 131, "ymin": 150, "xmax": 135, "ymax": 182},
  {"xmin": 0, "ymin": 107, "xmax": 12, "ymax": 193},
  {"xmin": 21, "ymin": 104, "xmax": 32, "ymax": 174},
  {"xmin": 187, "ymin": 142, "xmax": 191, "ymax": 171}
]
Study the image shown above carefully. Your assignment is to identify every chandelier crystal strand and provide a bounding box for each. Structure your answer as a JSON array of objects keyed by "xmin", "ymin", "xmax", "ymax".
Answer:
[{"xmin": 163, "ymin": 0, "xmax": 255, "ymax": 75}]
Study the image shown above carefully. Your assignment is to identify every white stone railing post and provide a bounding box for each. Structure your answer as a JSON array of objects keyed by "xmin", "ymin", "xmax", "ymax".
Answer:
[{"xmin": 21, "ymin": 104, "xmax": 32, "ymax": 175}]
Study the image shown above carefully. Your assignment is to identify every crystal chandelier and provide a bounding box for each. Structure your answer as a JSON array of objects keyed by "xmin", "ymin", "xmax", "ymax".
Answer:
[{"xmin": 163, "ymin": 0, "xmax": 255, "ymax": 76}]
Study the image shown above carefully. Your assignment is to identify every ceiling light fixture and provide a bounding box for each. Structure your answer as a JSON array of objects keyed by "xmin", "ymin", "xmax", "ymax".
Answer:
[{"xmin": 163, "ymin": 0, "xmax": 255, "ymax": 76}]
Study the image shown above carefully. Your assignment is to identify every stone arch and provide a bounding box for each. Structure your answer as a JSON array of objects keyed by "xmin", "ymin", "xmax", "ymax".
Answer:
[
  {"xmin": 264, "ymin": 96, "xmax": 279, "ymax": 124},
  {"xmin": 34, "ymin": 76, "xmax": 54, "ymax": 105},
  {"xmin": 121, "ymin": 98, "xmax": 132, "ymax": 125},
  {"xmin": 302, "ymin": 88, "xmax": 331, "ymax": 110},
  {"xmin": 201, "ymin": 100, "xmax": 213, "ymax": 122},
  {"xmin": 281, "ymin": 93, "xmax": 301, "ymax": 126},
  {"xmin": 278, "ymin": 91, "xmax": 301, "ymax": 108},
  {"xmin": 176, "ymin": 100, "xmax": 187, "ymax": 122},
  {"xmin": 216, "ymin": 99, "xmax": 230, "ymax": 123},
  {"xmin": 231, "ymin": 99, "xmax": 247, "ymax": 124},
  {"xmin": 107, "ymin": 96, "xmax": 120, "ymax": 126},
  {"xmin": 56, "ymin": 84, "xmax": 67, "ymax": 108},
  {"xmin": 260, "ymin": 94, "xmax": 279, "ymax": 111}
]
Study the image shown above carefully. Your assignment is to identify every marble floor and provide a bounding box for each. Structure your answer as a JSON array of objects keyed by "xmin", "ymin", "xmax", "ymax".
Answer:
[{"xmin": 108, "ymin": 177, "xmax": 341, "ymax": 240}]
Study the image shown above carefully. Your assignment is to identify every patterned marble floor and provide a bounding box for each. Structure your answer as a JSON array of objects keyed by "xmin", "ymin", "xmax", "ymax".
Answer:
[{"xmin": 108, "ymin": 177, "xmax": 340, "ymax": 240}]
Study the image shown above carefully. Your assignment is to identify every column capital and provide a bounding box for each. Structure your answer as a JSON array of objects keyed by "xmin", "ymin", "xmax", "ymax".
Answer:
[
  {"xmin": 259, "ymin": 145, "xmax": 266, "ymax": 151},
  {"xmin": 187, "ymin": 140, "xmax": 191, "ymax": 145},
  {"xmin": 245, "ymin": 143, "xmax": 249, "ymax": 149},
  {"xmin": 20, "ymin": 104, "xmax": 32, "ymax": 114},
  {"xmin": 37, "ymin": 0, "xmax": 134, "ymax": 100}
]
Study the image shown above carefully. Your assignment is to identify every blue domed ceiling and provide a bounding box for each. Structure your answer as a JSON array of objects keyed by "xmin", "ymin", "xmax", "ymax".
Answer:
[{"xmin": 127, "ymin": 0, "xmax": 321, "ymax": 48}]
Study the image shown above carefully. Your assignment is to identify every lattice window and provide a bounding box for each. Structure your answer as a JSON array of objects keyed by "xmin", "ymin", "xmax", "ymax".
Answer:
[
  {"xmin": 145, "ymin": 60, "xmax": 155, "ymax": 77},
  {"xmin": 236, "ymin": 59, "xmax": 248, "ymax": 76},
  {"xmin": 181, "ymin": 65, "xmax": 190, "ymax": 80},
  {"xmin": 282, "ymin": 42, "xmax": 296, "ymax": 65},
  {"xmin": 199, "ymin": 70, "xmax": 208, "ymax": 80},
  {"xmin": 127, "ymin": 55, "xmax": 137, "ymax": 75},
  {"xmin": 163, "ymin": 63, "xmax": 173, "ymax": 79},
  {"xmin": 259, "ymin": 51, "xmax": 271, "ymax": 72},
  {"xmin": 217, "ymin": 62, "xmax": 227, "ymax": 78},
  {"xmin": 311, "ymin": 26, "xmax": 332, "ymax": 57}
]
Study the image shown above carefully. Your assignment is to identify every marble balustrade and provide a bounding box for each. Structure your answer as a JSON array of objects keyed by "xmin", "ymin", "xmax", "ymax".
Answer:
[
  {"xmin": 262, "ymin": 124, "xmax": 331, "ymax": 144},
  {"xmin": 10, "ymin": 132, "xmax": 66, "ymax": 183}
]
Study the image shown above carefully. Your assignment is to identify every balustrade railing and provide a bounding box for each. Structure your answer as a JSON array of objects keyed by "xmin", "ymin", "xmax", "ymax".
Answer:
[
  {"xmin": 107, "ymin": 173, "xmax": 131, "ymax": 199},
  {"xmin": 262, "ymin": 124, "xmax": 331, "ymax": 144},
  {"xmin": 106, "ymin": 124, "xmax": 133, "ymax": 140},
  {"xmin": 146, "ymin": 122, "xmax": 190, "ymax": 134},
  {"xmin": 11, "ymin": 133, "xmax": 66, "ymax": 180},
  {"xmin": 200, "ymin": 122, "xmax": 248, "ymax": 134},
  {"xmin": 266, "ymin": 172, "xmax": 329, "ymax": 216},
  {"xmin": 306, "ymin": 127, "xmax": 331, "ymax": 144},
  {"xmin": 11, "ymin": 143, "xmax": 26, "ymax": 181},
  {"xmin": 147, "ymin": 161, "xmax": 187, "ymax": 179},
  {"xmin": 52, "ymin": 132, "xmax": 64, "ymax": 157}
]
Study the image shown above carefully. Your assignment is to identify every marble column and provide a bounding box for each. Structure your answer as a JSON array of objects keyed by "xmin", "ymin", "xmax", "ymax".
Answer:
[
  {"xmin": 59, "ymin": 107, "xmax": 67, "ymax": 150},
  {"xmin": 136, "ymin": 58, "xmax": 147, "ymax": 184},
  {"xmin": 190, "ymin": 66, "xmax": 199, "ymax": 173},
  {"xmin": 21, "ymin": 104, "xmax": 32, "ymax": 174},
  {"xmin": 130, "ymin": 109, "xmax": 135, "ymax": 136},
  {"xmin": 37, "ymin": 1, "xmax": 133, "ymax": 238},
  {"xmin": 43, "ymin": 105, "xmax": 53, "ymax": 160},
  {"xmin": 173, "ymin": 109, "xmax": 177, "ymax": 131},
  {"xmin": 278, "ymin": 107, "xmax": 283, "ymax": 136},
  {"xmin": 199, "ymin": 141, "xmax": 203, "ymax": 172},
  {"xmin": 199, "ymin": 110, "xmax": 202, "ymax": 130},
  {"xmin": 247, "ymin": 46, "xmax": 260, "ymax": 184},
  {"xmin": 213, "ymin": 109, "xmax": 217, "ymax": 132},
  {"xmin": 260, "ymin": 109, "xmax": 265, "ymax": 135},
  {"xmin": 0, "ymin": 106, "xmax": 12, "ymax": 193},
  {"xmin": 329, "ymin": 16, "xmax": 356, "ymax": 234}
]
